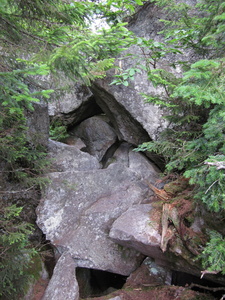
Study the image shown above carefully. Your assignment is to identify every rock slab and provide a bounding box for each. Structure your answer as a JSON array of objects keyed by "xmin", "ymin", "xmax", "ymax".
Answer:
[{"xmin": 42, "ymin": 252, "xmax": 79, "ymax": 300}]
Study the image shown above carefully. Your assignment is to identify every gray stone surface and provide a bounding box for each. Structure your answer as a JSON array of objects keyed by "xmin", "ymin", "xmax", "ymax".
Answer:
[
  {"xmin": 37, "ymin": 163, "xmax": 155, "ymax": 275},
  {"xmin": 91, "ymin": 84, "xmax": 151, "ymax": 145},
  {"xmin": 48, "ymin": 79, "xmax": 92, "ymax": 116},
  {"xmin": 125, "ymin": 257, "xmax": 172, "ymax": 287},
  {"xmin": 42, "ymin": 252, "xmax": 79, "ymax": 300},
  {"xmin": 70, "ymin": 115, "xmax": 117, "ymax": 161},
  {"xmin": 128, "ymin": 148, "xmax": 160, "ymax": 181},
  {"xmin": 48, "ymin": 139, "xmax": 100, "ymax": 171},
  {"xmin": 109, "ymin": 203, "xmax": 206, "ymax": 277},
  {"xmin": 46, "ymin": 75, "xmax": 102, "ymax": 127},
  {"xmin": 25, "ymin": 102, "xmax": 49, "ymax": 147},
  {"xmin": 105, "ymin": 143, "xmax": 160, "ymax": 182},
  {"xmin": 109, "ymin": 204, "xmax": 165, "ymax": 262},
  {"xmin": 91, "ymin": 1, "xmax": 198, "ymax": 143}
]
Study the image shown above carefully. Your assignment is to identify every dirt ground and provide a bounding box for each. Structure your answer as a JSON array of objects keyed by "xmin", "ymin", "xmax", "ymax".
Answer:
[
  {"xmin": 85, "ymin": 285, "xmax": 216, "ymax": 300},
  {"xmin": 30, "ymin": 277, "xmax": 217, "ymax": 300},
  {"xmin": 30, "ymin": 277, "xmax": 49, "ymax": 300}
]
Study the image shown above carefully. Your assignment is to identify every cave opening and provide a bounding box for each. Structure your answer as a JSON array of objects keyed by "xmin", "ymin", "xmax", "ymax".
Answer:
[
  {"xmin": 76, "ymin": 267, "xmax": 128, "ymax": 299},
  {"xmin": 66, "ymin": 95, "xmax": 104, "ymax": 130},
  {"xmin": 172, "ymin": 271, "xmax": 225, "ymax": 299}
]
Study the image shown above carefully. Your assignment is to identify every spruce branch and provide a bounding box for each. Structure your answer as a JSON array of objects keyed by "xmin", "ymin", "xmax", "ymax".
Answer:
[{"xmin": 0, "ymin": 16, "xmax": 58, "ymax": 46}]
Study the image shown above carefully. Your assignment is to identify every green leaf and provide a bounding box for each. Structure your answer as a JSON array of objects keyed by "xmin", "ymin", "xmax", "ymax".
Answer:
[{"xmin": 135, "ymin": 0, "xmax": 143, "ymax": 5}]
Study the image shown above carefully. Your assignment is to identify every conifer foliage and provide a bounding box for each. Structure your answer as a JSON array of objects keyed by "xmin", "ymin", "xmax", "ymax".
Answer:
[
  {"xmin": 0, "ymin": 0, "xmax": 142, "ymax": 298},
  {"xmin": 134, "ymin": 0, "xmax": 225, "ymax": 275},
  {"xmin": 1, "ymin": 0, "xmax": 225, "ymax": 296}
]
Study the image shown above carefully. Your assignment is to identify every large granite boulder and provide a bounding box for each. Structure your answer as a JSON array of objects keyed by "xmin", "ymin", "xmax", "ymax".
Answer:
[
  {"xmin": 47, "ymin": 77, "xmax": 101, "ymax": 127},
  {"xmin": 109, "ymin": 204, "xmax": 163, "ymax": 261},
  {"xmin": 90, "ymin": 2, "xmax": 168, "ymax": 144},
  {"xmin": 91, "ymin": 1, "xmax": 198, "ymax": 143},
  {"xmin": 70, "ymin": 115, "xmax": 118, "ymax": 162},
  {"xmin": 36, "ymin": 136, "xmax": 161, "ymax": 276},
  {"xmin": 36, "ymin": 103, "xmax": 164, "ymax": 300},
  {"xmin": 90, "ymin": 84, "xmax": 152, "ymax": 145},
  {"xmin": 36, "ymin": 160, "xmax": 158, "ymax": 275},
  {"xmin": 36, "ymin": 73, "xmax": 102, "ymax": 129},
  {"xmin": 47, "ymin": 139, "xmax": 100, "ymax": 171},
  {"xmin": 109, "ymin": 200, "xmax": 225, "ymax": 285},
  {"xmin": 48, "ymin": 81, "xmax": 92, "ymax": 117}
]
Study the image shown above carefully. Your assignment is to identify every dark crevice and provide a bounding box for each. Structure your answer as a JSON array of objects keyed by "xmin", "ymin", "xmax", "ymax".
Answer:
[
  {"xmin": 172, "ymin": 271, "xmax": 225, "ymax": 299},
  {"xmin": 91, "ymin": 83, "xmax": 151, "ymax": 146},
  {"xmin": 76, "ymin": 267, "xmax": 127, "ymax": 299},
  {"xmin": 56, "ymin": 90, "xmax": 165, "ymax": 170},
  {"xmin": 38, "ymin": 236, "xmax": 57, "ymax": 278},
  {"xmin": 66, "ymin": 96, "xmax": 103, "ymax": 130},
  {"xmin": 91, "ymin": 84, "xmax": 166, "ymax": 170},
  {"xmin": 100, "ymin": 139, "xmax": 121, "ymax": 168}
]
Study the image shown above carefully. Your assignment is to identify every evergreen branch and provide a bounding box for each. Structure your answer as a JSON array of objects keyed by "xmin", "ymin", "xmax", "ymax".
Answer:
[
  {"xmin": 0, "ymin": 246, "xmax": 11, "ymax": 258},
  {"xmin": 8, "ymin": 14, "xmax": 69, "ymax": 27},
  {"xmin": 0, "ymin": 16, "xmax": 58, "ymax": 46}
]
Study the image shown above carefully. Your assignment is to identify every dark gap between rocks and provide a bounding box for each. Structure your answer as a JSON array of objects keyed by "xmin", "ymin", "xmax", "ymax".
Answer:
[
  {"xmin": 100, "ymin": 139, "xmax": 121, "ymax": 168},
  {"xmin": 39, "ymin": 236, "xmax": 57, "ymax": 278},
  {"xmin": 172, "ymin": 271, "xmax": 225, "ymax": 299},
  {"xmin": 58, "ymin": 92, "xmax": 165, "ymax": 170},
  {"xmin": 76, "ymin": 267, "xmax": 127, "ymax": 299},
  {"xmin": 67, "ymin": 96, "xmax": 104, "ymax": 130}
]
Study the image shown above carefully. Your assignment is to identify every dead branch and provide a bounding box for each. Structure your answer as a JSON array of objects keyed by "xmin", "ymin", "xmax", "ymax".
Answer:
[
  {"xmin": 0, "ymin": 185, "xmax": 35, "ymax": 194},
  {"xmin": 201, "ymin": 270, "xmax": 220, "ymax": 279},
  {"xmin": 189, "ymin": 282, "xmax": 225, "ymax": 292},
  {"xmin": 205, "ymin": 161, "xmax": 225, "ymax": 170}
]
